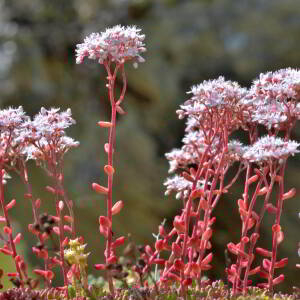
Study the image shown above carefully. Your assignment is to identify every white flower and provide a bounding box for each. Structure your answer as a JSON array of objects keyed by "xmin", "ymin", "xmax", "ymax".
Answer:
[
  {"xmin": 0, "ymin": 106, "xmax": 29, "ymax": 130},
  {"xmin": 243, "ymin": 136, "xmax": 299, "ymax": 163},
  {"xmin": 165, "ymin": 130, "xmax": 222, "ymax": 173},
  {"xmin": 164, "ymin": 175, "xmax": 206, "ymax": 200},
  {"xmin": 177, "ymin": 77, "xmax": 246, "ymax": 133},
  {"xmin": 243, "ymin": 68, "xmax": 300, "ymax": 128},
  {"xmin": 165, "ymin": 148, "xmax": 198, "ymax": 173},
  {"xmin": 178, "ymin": 77, "xmax": 246, "ymax": 117},
  {"xmin": 75, "ymin": 25, "xmax": 146, "ymax": 67}
]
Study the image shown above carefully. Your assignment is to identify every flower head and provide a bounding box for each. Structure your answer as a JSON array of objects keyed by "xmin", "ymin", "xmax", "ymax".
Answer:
[
  {"xmin": 243, "ymin": 68, "xmax": 300, "ymax": 129},
  {"xmin": 177, "ymin": 77, "xmax": 247, "ymax": 132},
  {"xmin": 0, "ymin": 106, "xmax": 29, "ymax": 130},
  {"xmin": 243, "ymin": 136, "xmax": 299, "ymax": 163},
  {"xmin": 18, "ymin": 108, "xmax": 79, "ymax": 162},
  {"xmin": 164, "ymin": 175, "xmax": 206, "ymax": 200},
  {"xmin": 253, "ymin": 68, "xmax": 300, "ymax": 102},
  {"xmin": 75, "ymin": 25, "xmax": 146, "ymax": 67},
  {"xmin": 0, "ymin": 107, "xmax": 30, "ymax": 162}
]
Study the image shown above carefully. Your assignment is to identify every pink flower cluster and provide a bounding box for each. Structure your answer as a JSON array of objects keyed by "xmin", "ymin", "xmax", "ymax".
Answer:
[
  {"xmin": 0, "ymin": 107, "xmax": 78, "ymax": 288},
  {"xmin": 75, "ymin": 25, "xmax": 146, "ymax": 67},
  {"xmin": 2, "ymin": 23, "xmax": 300, "ymax": 299},
  {"xmin": 162, "ymin": 68, "xmax": 300, "ymax": 295}
]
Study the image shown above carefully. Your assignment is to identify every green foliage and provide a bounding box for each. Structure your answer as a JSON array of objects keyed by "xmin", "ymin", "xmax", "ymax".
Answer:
[{"xmin": 0, "ymin": 280, "xmax": 299, "ymax": 300}]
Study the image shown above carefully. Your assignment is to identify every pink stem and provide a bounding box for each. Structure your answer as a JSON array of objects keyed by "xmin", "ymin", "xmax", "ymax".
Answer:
[
  {"xmin": 103, "ymin": 62, "xmax": 124, "ymax": 296},
  {"xmin": 0, "ymin": 166, "xmax": 24, "ymax": 286},
  {"xmin": 268, "ymin": 162, "xmax": 286, "ymax": 293}
]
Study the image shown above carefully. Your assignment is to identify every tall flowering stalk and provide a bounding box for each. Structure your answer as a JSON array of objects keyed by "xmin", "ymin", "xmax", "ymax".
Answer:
[
  {"xmin": 0, "ymin": 107, "xmax": 31, "ymax": 288},
  {"xmin": 161, "ymin": 77, "xmax": 247, "ymax": 295},
  {"xmin": 0, "ymin": 106, "xmax": 79, "ymax": 290},
  {"xmin": 226, "ymin": 68, "xmax": 300, "ymax": 294},
  {"xmin": 23, "ymin": 107, "xmax": 79, "ymax": 286},
  {"xmin": 76, "ymin": 25, "xmax": 146, "ymax": 295}
]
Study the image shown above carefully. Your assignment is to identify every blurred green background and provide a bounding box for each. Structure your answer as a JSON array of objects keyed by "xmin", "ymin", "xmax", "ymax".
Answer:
[{"xmin": 0, "ymin": 0, "xmax": 300, "ymax": 293}]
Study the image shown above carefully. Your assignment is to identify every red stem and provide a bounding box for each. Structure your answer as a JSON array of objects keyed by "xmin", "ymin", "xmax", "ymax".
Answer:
[
  {"xmin": 268, "ymin": 162, "xmax": 286, "ymax": 292},
  {"xmin": 103, "ymin": 62, "xmax": 124, "ymax": 296},
  {"xmin": 0, "ymin": 165, "xmax": 24, "ymax": 286},
  {"xmin": 54, "ymin": 166, "xmax": 68, "ymax": 287}
]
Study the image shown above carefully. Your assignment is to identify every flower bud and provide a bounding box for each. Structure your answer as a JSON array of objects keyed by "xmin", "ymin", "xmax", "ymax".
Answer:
[
  {"xmin": 250, "ymin": 233, "xmax": 259, "ymax": 244},
  {"xmin": 64, "ymin": 215, "xmax": 73, "ymax": 223},
  {"xmin": 45, "ymin": 186, "xmax": 56, "ymax": 194},
  {"xmin": 92, "ymin": 183, "xmax": 108, "ymax": 195},
  {"xmin": 248, "ymin": 175, "xmax": 259, "ymax": 184},
  {"xmin": 145, "ymin": 245, "xmax": 154, "ymax": 256},
  {"xmin": 159, "ymin": 225, "xmax": 166, "ymax": 237},
  {"xmin": 94, "ymin": 264, "xmax": 106, "ymax": 270},
  {"xmin": 276, "ymin": 230, "xmax": 284, "ymax": 244},
  {"xmin": 153, "ymin": 258, "xmax": 165, "ymax": 265},
  {"xmin": 99, "ymin": 216, "xmax": 111, "ymax": 228},
  {"xmin": 58, "ymin": 201, "xmax": 64, "ymax": 211},
  {"xmin": 116, "ymin": 105, "xmax": 126, "ymax": 115},
  {"xmin": 262, "ymin": 258, "xmax": 271, "ymax": 272},
  {"xmin": 53, "ymin": 226, "xmax": 60, "ymax": 235},
  {"xmin": 64, "ymin": 225, "xmax": 72, "ymax": 233},
  {"xmin": 266, "ymin": 203, "xmax": 277, "ymax": 214},
  {"xmin": 237, "ymin": 199, "xmax": 246, "ymax": 210},
  {"xmin": 5, "ymin": 199, "xmax": 16, "ymax": 211},
  {"xmin": 35, "ymin": 199, "xmax": 41, "ymax": 209},
  {"xmin": 201, "ymin": 252, "xmax": 213, "ymax": 266},
  {"xmin": 13, "ymin": 233, "xmax": 22, "ymax": 245},
  {"xmin": 272, "ymin": 274, "xmax": 284, "ymax": 285},
  {"xmin": 104, "ymin": 165, "xmax": 115, "ymax": 176},
  {"xmin": 241, "ymin": 236, "xmax": 249, "ymax": 244},
  {"xmin": 258, "ymin": 187, "xmax": 268, "ymax": 196},
  {"xmin": 107, "ymin": 255, "xmax": 117, "ymax": 264},
  {"xmin": 174, "ymin": 259, "xmax": 184, "ymax": 271},
  {"xmin": 155, "ymin": 239, "xmax": 164, "ymax": 252},
  {"xmin": 272, "ymin": 224, "xmax": 281, "ymax": 233},
  {"xmin": 282, "ymin": 188, "xmax": 296, "ymax": 201},
  {"xmin": 104, "ymin": 143, "xmax": 110, "ymax": 153},
  {"xmin": 97, "ymin": 121, "xmax": 112, "ymax": 128},
  {"xmin": 0, "ymin": 248, "xmax": 13, "ymax": 256},
  {"xmin": 172, "ymin": 242, "xmax": 182, "ymax": 257},
  {"xmin": 111, "ymin": 236, "xmax": 125, "ymax": 248},
  {"xmin": 202, "ymin": 228, "xmax": 212, "ymax": 241},
  {"xmin": 275, "ymin": 257, "xmax": 288, "ymax": 268},
  {"xmin": 99, "ymin": 225, "xmax": 108, "ymax": 238},
  {"xmin": 33, "ymin": 269, "xmax": 54, "ymax": 280},
  {"xmin": 112, "ymin": 201, "xmax": 123, "ymax": 215},
  {"xmin": 256, "ymin": 247, "xmax": 272, "ymax": 258},
  {"xmin": 248, "ymin": 266, "xmax": 260, "ymax": 276},
  {"xmin": 3, "ymin": 226, "xmax": 12, "ymax": 235},
  {"xmin": 173, "ymin": 216, "xmax": 185, "ymax": 233},
  {"xmin": 62, "ymin": 237, "xmax": 69, "ymax": 247}
]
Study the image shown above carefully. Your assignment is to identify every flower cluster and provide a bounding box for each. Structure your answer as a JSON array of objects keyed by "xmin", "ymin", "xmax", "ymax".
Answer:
[
  {"xmin": 243, "ymin": 68, "xmax": 300, "ymax": 129},
  {"xmin": 1, "ymin": 23, "xmax": 300, "ymax": 300},
  {"xmin": 177, "ymin": 76, "xmax": 247, "ymax": 133},
  {"xmin": 75, "ymin": 25, "xmax": 146, "ymax": 67},
  {"xmin": 0, "ymin": 106, "xmax": 78, "ymax": 289},
  {"xmin": 163, "ymin": 68, "xmax": 300, "ymax": 295},
  {"xmin": 243, "ymin": 136, "xmax": 299, "ymax": 163},
  {"xmin": 76, "ymin": 25, "xmax": 145, "ymax": 297}
]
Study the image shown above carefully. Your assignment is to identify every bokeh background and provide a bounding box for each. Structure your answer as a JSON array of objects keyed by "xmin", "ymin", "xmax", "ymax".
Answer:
[{"xmin": 0, "ymin": 0, "xmax": 300, "ymax": 292}]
